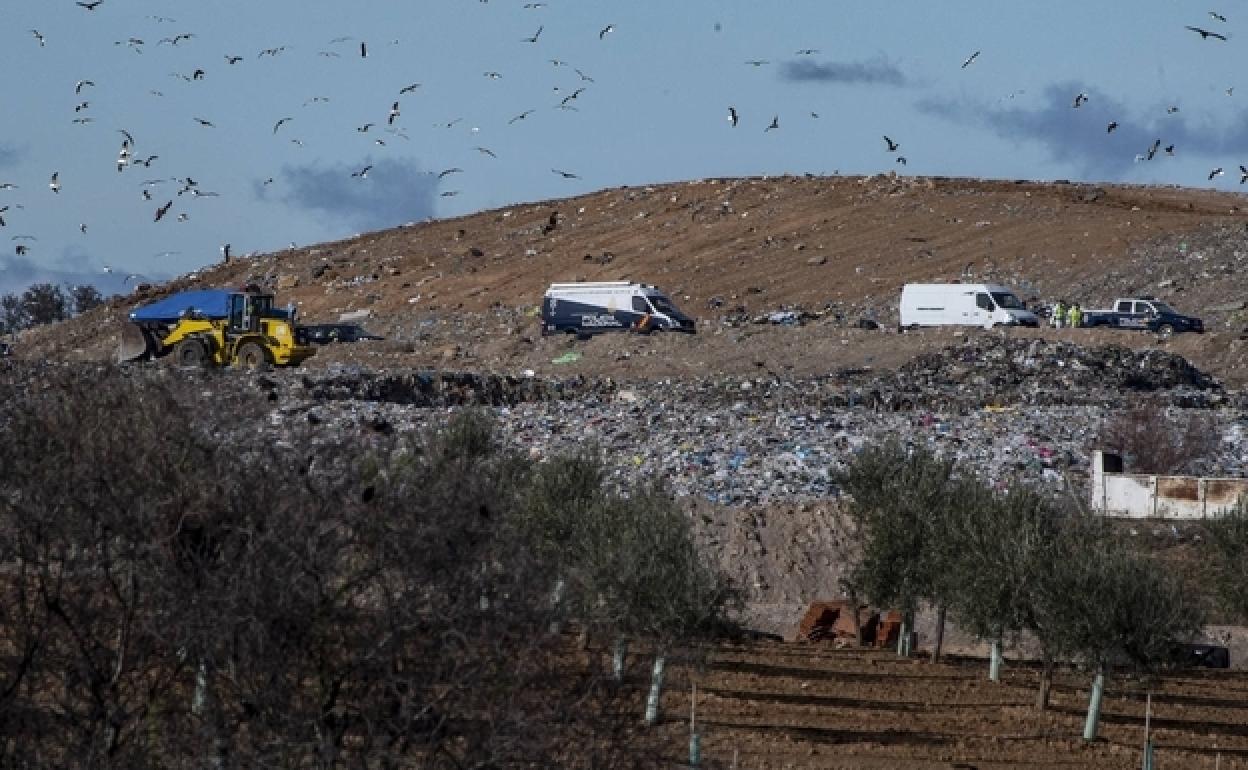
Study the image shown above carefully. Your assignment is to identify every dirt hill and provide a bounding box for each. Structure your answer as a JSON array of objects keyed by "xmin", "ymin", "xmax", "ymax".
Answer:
[{"xmin": 16, "ymin": 173, "xmax": 1248, "ymax": 385}]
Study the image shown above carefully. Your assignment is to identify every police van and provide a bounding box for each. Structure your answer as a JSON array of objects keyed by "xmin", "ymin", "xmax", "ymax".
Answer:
[{"xmin": 541, "ymin": 281, "xmax": 697, "ymax": 337}]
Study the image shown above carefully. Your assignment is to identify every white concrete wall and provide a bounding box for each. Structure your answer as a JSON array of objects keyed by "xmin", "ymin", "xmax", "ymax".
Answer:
[{"xmin": 1091, "ymin": 450, "xmax": 1248, "ymax": 519}]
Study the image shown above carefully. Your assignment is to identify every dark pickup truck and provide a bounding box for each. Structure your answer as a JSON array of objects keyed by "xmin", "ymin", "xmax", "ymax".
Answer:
[{"xmin": 1081, "ymin": 298, "xmax": 1204, "ymax": 336}]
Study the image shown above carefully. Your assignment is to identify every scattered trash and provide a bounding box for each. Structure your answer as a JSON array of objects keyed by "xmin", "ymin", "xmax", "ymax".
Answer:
[{"xmin": 551, "ymin": 351, "xmax": 582, "ymax": 364}]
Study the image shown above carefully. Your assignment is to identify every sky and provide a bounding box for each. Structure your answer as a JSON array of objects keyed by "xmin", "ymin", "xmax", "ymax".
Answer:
[{"xmin": 3, "ymin": 1, "xmax": 1248, "ymax": 297}]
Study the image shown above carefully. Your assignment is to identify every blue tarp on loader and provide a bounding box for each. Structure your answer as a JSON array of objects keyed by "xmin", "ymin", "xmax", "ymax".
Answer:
[{"xmin": 128, "ymin": 289, "xmax": 233, "ymax": 323}]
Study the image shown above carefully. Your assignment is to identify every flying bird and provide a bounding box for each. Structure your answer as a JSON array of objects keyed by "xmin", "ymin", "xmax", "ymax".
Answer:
[
  {"xmin": 273, "ymin": 117, "xmax": 293, "ymax": 134},
  {"xmin": 31, "ymin": 29, "xmax": 45, "ymax": 46},
  {"xmin": 1240, "ymin": 165, "xmax": 1248, "ymax": 184},
  {"xmin": 1147, "ymin": 138, "xmax": 1161, "ymax": 160},
  {"xmin": 437, "ymin": 168, "xmax": 463, "ymax": 179},
  {"xmin": 552, "ymin": 168, "xmax": 579, "ymax": 179},
  {"xmin": 399, "ymin": 82, "xmax": 421, "ymax": 94},
  {"xmin": 1165, "ymin": 144, "xmax": 1175, "ymax": 155},
  {"xmin": 483, "ymin": 71, "xmax": 503, "ymax": 79},
  {"xmin": 961, "ymin": 50, "xmax": 981, "ymax": 69},
  {"xmin": 599, "ymin": 24, "xmax": 615, "ymax": 39},
  {"xmin": 1209, "ymin": 167, "xmax": 1224, "ymax": 180},
  {"xmin": 49, "ymin": 172, "xmax": 60, "ymax": 194},
  {"xmin": 76, "ymin": 0, "xmax": 103, "ymax": 9},
  {"xmin": 883, "ymin": 135, "xmax": 900, "ymax": 152},
  {"xmin": 360, "ymin": 41, "xmax": 367, "ymax": 57},
  {"xmin": 0, "ymin": 183, "xmax": 17, "ymax": 189},
  {"xmin": 1186, "ymin": 25, "xmax": 1227, "ymax": 41},
  {"xmin": 560, "ymin": 87, "xmax": 585, "ymax": 105},
  {"xmin": 1107, "ymin": 121, "xmax": 1118, "ymax": 133},
  {"xmin": 744, "ymin": 59, "xmax": 769, "ymax": 67},
  {"xmin": 388, "ymin": 101, "xmax": 400, "ymax": 125},
  {"xmin": 1073, "ymin": 92, "xmax": 1089, "ymax": 108},
  {"xmin": 574, "ymin": 68, "xmax": 594, "ymax": 82},
  {"xmin": 75, "ymin": 79, "xmax": 95, "ymax": 94},
  {"xmin": 1167, "ymin": 105, "xmax": 1180, "ymax": 114},
  {"xmin": 795, "ymin": 48, "xmax": 820, "ymax": 55},
  {"xmin": 764, "ymin": 115, "xmax": 779, "ymax": 132},
  {"xmin": 440, "ymin": 190, "xmax": 459, "ymax": 197},
  {"xmin": 351, "ymin": 165, "xmax": 373, "ymax": 178},
  {"xmin": 896, "ymin": 156, "xmax": 907, "ymax": 166},
  {"xmin": 523, "ymin": 25, "xmax": 543, "ymax": 43},
  {"xmin": 193, "ymin": 117, "xmax": 214, "ymax": 127},
  {"xmin": 1210, "ymin": 11, "xmax": 1228, "ymax": 23},
  {"xmin": 225, "ymin": 54, "xmax": 243, "ymax": 64},
  {"xmin": 509, "ymin": 109, "xmax": 535, "ymax": 124},
  {"xmin": 728, "ymin": 106, "xmax": 738, "ymax": 127},
  {"xmin": 474, "ymin": 146, "xmax": 497, "ymax": 158},
  {"xmin": 357, "ymin": 122, "xmax": 374, "ymax": 133},
  {"xmin": 154, "ymin": 200, "xmax": 173, "ymax": 221}
]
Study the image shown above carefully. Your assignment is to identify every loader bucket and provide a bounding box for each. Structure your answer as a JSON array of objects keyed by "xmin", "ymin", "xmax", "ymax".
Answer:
[{"xmin": 117, "ymin": 322, "xmax": 155, "ymax": 362}]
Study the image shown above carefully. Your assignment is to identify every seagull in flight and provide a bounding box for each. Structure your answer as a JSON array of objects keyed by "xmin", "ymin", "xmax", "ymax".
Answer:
[
  {"xmin": 599, "ymin": 24, "xmax": 615, "ymax": 40},
  {"xmin": 351, "ymin": 165, "xmax": 373, "ymax": 178},
  {"xmin": 154, "ymin": 200, "xmax": 173, "ymax": 221},
  {"xmin": 194, "ymin": 117, "xmax": 214, "ymax": 127},
  {"xmin": 883, "ymin": 135, "xmax": 900, "ymax": 152},
  {"xmin": 509, "ymin": 109, "xmax": 535, "ymax": 124},
  {"xmin": 474, "ymin": 146, "xmax": 497, "ymax": 158},
  {"xmin": 961, "ymin": 50, "xmax": 981, "ymax": 69},
  {"xmin": 388, "ymin": 101, "xmax": 400, "ymax": 125},
  {"xmin": 1147, "ymin": 138, "xmax": 1162, "ymax": 160},
  {"xmin": 76, "ymin": 0, "xmax": 104, "ymax": 10},
  {"xmin": 1073, "ymin": 92, "xmax": 1089, "ymax": 108},
  {"xmin": 1107, "ymin": 121, "xmax": 1118, "ymax": 133},
  {"xmin": 437, "ymin": 168, "xmax": 463, "ymax": 179},
  {"xmin": 523, "ymin": 25, "xmax": 543, "ymax": 43},
  {"xmin": 552, "ymin": 168, "xmax": 579, "ymax": 179},
  {"xmin": 728, "ymin": 106, "xmax": 738, "ymax": 127},
  {"xmin": 1210, "ymin": 11, "xmax": 1228, "ymax": 23},
  {"xmin": 1209, "ymin": 167, "xmax": 1224, "ymax": 180},
  {"xmin": 273, "ymin": 117, "xmax": 293, "ymax": 134},
  {"xmin": 574, "ymin": 68, "xmax": 594, "ymax": 82},
  {"xmin": 744, "ymin": 59, "xmax": 770, "ymax": 67},
  {"xmin": 225, "ymin": 54, "xmax": 243, "ymax": 64},
  {"xmin": 75, "ymin": 79, "xmax": 95, "ymax": 94},
  {"xmin": 399, "ymin": 82, "xmax": 421, "ymax": 94},
  {"xmin": 795, "ymin": 48, "xmax": 820, "ymax": 55},
  {"xmin": 764, "ymin": 115, "xmax": 779, "ymax": 132},
  {"xmin": 31, "ymin": 29, "xmax": 46, "ymax": 46},
  {"xmin": 1240, "ymin": 165, "xmax": 1248, "ymax": 184},
  {"xmin": 49, "ymin": 172, "xmax": 61, "ymax": 194},
  {"xmin": 1186, "ymin": 25, "xmax": 1227, "ymax": 40}
]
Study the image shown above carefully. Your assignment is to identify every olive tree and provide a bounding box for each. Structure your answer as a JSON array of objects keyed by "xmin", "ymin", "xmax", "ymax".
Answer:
[{"xmin": 833, "ymin": 438, "xmax": 956, "ymax": 656}]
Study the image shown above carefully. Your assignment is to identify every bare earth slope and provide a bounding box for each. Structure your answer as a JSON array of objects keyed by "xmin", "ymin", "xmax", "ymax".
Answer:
[{"xmin": 18, "ymin": 173, "xmax": 1248, "ymax": 385}]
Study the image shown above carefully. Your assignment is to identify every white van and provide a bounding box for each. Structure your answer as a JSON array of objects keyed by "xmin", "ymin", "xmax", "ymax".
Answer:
[
  {"xmin": 899, "ymin": 283, "xmax": 1039, "ymax": 330},
  {"xmin": 541, "ymin": 281, "xmax": 696, "ymax": 337}
]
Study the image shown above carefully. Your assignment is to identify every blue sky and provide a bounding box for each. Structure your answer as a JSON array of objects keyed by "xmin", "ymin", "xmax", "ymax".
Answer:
[{"xmin": 2, "ymin": 1, "xmax": 1247, "ymax": 296}]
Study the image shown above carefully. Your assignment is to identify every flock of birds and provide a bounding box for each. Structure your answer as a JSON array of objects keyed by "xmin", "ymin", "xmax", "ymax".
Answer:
[{"xmin": 1, "ymin": 4, "xmax": 1246, "ymax": 282}]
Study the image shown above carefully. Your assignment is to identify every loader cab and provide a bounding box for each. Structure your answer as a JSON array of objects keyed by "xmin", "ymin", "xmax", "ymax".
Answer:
[{"xmin": 227, "ymin": 292, "xmax": 273, "ymax": 334}]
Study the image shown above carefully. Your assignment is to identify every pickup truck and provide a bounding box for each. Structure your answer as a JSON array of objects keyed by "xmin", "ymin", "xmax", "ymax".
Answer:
[{"xmin": 1081, "ymin": 298, "xmax": 1204, "ymax": 335}]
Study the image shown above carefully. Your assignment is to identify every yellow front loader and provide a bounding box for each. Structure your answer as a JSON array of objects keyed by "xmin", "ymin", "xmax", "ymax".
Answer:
[{"xmin": 118, "ymin": 287, "xmax": 315, "ymax": 368}]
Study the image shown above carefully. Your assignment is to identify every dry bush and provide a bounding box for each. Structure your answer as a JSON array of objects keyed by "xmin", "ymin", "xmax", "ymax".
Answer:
[
  {"xmin": 1095, "ymin": 401, "xmax": 1221, "ymax": 474},
  {"xmin": 0, "ymin": 367, "xmax": 685, "ymax": 769}
]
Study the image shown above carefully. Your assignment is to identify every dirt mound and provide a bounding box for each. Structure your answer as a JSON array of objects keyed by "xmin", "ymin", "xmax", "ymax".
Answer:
[{"xmin": 13, "ymin": 174, "xmax": 1248, "ymax": 386}]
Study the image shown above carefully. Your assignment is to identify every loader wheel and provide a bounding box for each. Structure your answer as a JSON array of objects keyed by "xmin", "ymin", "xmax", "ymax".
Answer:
[
  {"xmin": 236, "ymin": 341, "xmax": 270, "ymax": 369},
  {"xmin": 174, "ymin": 338, "xmax": 208, "ymax": 367}
]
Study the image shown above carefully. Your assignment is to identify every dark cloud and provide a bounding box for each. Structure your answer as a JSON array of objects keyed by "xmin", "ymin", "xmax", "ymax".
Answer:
[
  {"xmin": 918, "ymin": 82, "xmax": 1248, "ymax": 179},
  {"xmin": 275, "ymin": 157, "xmax": 437, "ymax": 232},
  {"xmin": 0, "ymin": 249, "xmax": 135, "ymax": 298},
  {"xmin": 780, "ymin": 58, "xmax": 906, "ymax": 86}
]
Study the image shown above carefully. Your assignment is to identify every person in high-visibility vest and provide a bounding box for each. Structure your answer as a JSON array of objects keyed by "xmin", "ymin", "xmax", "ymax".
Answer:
[
  {"xmin": 1068, "ymin": 303, "xmax": 1083, "ymax": 328},
  {"xmin": 1052, "ymin": 300, "xmax": 1066, "ymax": 328}
]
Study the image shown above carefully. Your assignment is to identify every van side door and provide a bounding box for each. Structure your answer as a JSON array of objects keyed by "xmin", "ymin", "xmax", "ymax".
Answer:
[{"xmin": 974, "ymin": 292, "xmax": 995, "ymax": 325}]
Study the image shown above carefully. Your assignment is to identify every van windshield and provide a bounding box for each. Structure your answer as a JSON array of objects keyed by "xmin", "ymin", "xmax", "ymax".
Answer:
[
  {"xmin": 991, "ymin": 292, "xmax": 1023, "ymax": 310},
  {"xmin": 648, "ymin": 294, "xmax": 683, "ymax": 317}
]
